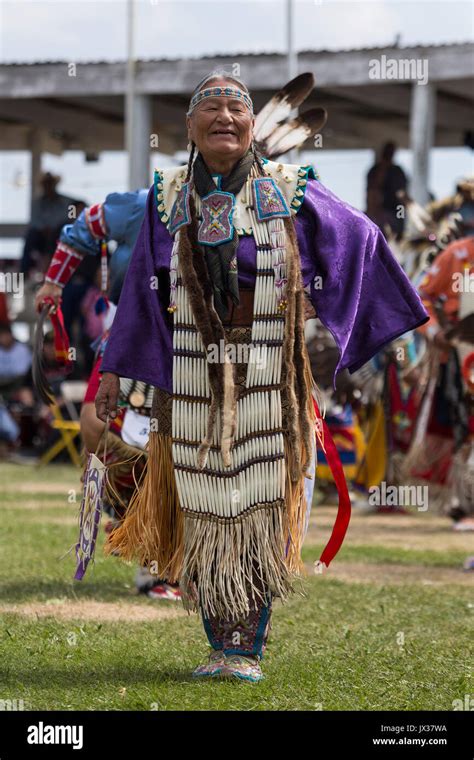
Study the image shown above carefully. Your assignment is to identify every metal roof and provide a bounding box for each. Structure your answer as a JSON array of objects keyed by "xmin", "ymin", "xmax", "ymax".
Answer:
[{"xmin": 1, "ymin": 40, "xmax": 472, "ymax": 66}]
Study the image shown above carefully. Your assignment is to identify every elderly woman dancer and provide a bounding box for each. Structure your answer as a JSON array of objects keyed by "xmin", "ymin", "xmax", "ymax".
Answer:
[{"xmin": 96, "ymin": 72, "xmax": 428, "ymax": 682}]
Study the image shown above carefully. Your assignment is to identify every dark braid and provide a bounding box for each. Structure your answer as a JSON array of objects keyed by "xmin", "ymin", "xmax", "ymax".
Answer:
[
  {"xmin": 251, "ymin": 141, "xmax": 266, "ymax": 176},
  {"xmin": 185, "ymin": 141, "xmax": 196, "ymax": 182}
]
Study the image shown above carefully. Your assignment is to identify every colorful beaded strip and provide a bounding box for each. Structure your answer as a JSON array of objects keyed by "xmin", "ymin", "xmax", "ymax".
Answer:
[
  {"xmin": 154, "ymin": 163, "xmax": 318, "ymax": 236},
  {"xmin": 187, "ymin": 86, "xmax": 253, "ymax": 116}
]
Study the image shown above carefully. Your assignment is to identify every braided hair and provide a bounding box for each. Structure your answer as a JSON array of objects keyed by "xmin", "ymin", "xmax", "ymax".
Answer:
[{"xmin": 185, "ymin": 142, "xmax": 196, "ymax": 182}]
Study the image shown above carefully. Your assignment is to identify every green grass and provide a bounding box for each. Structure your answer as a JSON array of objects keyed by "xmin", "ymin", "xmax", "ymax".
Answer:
[{"xmin": 0, "ymin": 463, "xmax": 473, "ymax": 711}]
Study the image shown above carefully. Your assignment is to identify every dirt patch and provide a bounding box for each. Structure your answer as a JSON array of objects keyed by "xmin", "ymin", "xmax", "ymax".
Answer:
[
  {"xmin": 309, "ymin": 561, "xmax": 474, "ymax": 587},
  {"xmin": 2, "ymin": 500, "xmax": 73, "ymax": 511},
  {"xmin": 0, "ymin": 600, "xmax": 186, "ymax": 622},
  {"xmin": 4, "ymin": 482, "xmax": 77, "ymax": 496},
  {"xmin": 307, "ymin": 507, "xmax": 473, "ymax": 553}
]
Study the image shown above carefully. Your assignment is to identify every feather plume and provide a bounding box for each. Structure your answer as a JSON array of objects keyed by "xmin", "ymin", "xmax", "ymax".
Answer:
[
  {"xmin": 403, "ymin": 197, "xmax": 433, "ymax": 233},
  {"xmin": 253, "ymin": 73, "xmax": 315, "ymax": 142},
  {"xmin": 263, "ymin": 108, "xmax": 328, "ymax": 158}
]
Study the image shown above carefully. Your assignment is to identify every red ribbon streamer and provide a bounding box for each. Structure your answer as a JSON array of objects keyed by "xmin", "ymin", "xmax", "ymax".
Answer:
[
  {"xmin": 312, "ymin": 396, "xmax": 352, "ymax": 567},
  {"xmin": 42, "ymin": 296, "xmax": 72, "ymax": 370}
]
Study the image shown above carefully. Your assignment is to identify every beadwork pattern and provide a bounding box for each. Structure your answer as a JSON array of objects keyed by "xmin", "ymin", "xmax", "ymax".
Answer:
[
  {"xmin": 197, "ymin": 190, "xmax": 235, "ymax": 246},
  {"xmin": 187, "ymin": 86, "xmax": 254, "ymax": 116}
]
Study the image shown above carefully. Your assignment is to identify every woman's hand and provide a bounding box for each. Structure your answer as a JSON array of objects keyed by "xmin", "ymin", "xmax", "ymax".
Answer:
[
  {"xmin": 95, "ymin": 372, "xmax": 120, "ymax": 422},
  {"xmin": 35, "ymin": 282, "xmax": 62, "ymax": 313}
]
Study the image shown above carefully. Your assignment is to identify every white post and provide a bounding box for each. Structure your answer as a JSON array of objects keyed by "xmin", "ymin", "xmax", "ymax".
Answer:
[
  {"xmin": 409, "ymin": 82, "xmax": 436, "ymax": 204},
  {"xmin": 29, "ymin": 128, "xmax": 42, "ymax": 216},
  {"xmin": 130, "ymin": 94, "xmax": 152, "ymax": 190},
  {"xmin": 125, "ymin": 0, "xmax": 135, "ymax": 183},
  {"xmin": 125, "ymin": 0, "xmax": 151, "ymax": 190},
  {"xmin": 286, "ymin": 0, "xmax": 297, "ymax": 82},
  {"xmin": 286, "ymin": 0, "xmax": 298, "ymax": 163}
]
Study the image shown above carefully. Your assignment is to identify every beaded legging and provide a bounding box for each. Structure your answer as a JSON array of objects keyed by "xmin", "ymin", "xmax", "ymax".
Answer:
[{"xmin": 202, "ymin": 593, "xmax": 273, "ymax": 659}]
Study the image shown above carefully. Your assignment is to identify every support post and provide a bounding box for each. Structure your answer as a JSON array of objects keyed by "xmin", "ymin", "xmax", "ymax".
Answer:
[
  {"xmin": 128, "ymin": 94, "xmax": 152, "ymax": 190},
  {"xmin": 29, "ymin": 128, "xmax": 42, "ymax": 217},
  {"xmin": 409, "ymin": 82, "xmax": 436, "ymax": 204}
]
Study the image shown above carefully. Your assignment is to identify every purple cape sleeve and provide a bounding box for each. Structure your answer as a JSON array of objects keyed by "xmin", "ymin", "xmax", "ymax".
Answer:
[
  {"xmin": 100, "ymin": 186, "xmax": 174, "ymax": 391},
  {"xmin": 298, "ymin": 180, "xmax": 428, "ymax": 383}
]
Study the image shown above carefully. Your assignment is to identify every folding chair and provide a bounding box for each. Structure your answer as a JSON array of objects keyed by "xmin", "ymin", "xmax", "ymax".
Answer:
[{"xmin": 38, "ymin": 380, "xmax": 87, "ymax": 467}]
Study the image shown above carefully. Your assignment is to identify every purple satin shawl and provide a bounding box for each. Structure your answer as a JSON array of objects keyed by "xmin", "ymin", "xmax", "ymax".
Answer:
[{"xmin": 101, "ymin": 178, "xmax": 428, "ymax": 389}]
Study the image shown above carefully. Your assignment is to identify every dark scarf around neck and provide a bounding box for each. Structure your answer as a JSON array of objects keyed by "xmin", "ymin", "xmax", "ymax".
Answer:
[{"xmin": 192, "ymin": 149, "xmax": 255, "ymax": 321}]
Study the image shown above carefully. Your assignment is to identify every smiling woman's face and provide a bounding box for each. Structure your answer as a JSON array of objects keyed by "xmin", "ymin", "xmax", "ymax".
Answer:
[{"xmin": 186, "ymin": 78, "xmax": 254, "ymax": 167}]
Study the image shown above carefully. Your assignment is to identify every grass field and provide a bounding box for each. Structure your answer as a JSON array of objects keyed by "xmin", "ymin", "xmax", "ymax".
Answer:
[{"xmin": 0, "ymin": 462, "xmax": 472, "ymax": 711}]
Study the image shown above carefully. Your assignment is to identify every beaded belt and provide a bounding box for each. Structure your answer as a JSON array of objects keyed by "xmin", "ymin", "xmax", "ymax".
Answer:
[{"xmin": 221, "ymin": 288, "xmax": 316, "ymax": 326}]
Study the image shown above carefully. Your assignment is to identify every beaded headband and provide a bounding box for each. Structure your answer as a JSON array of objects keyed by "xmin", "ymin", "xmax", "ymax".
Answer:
[{"xmin": 187, "ymin": 86, "xmax": 254, "ymax": 116}]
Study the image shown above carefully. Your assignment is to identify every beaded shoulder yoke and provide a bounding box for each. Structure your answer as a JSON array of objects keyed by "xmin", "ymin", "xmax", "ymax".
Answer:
[
  {"xmin": 154, "ymin": 158, "xmax": 318, "ymax": 236},
  {"xmin": 106, "ymin": 157, "xmax": 319, "ymax": 620}
]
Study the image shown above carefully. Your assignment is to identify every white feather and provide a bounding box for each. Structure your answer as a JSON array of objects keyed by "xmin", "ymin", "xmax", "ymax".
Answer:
[
  {"xmin": 266, "ymin": 123, "xmax": 313, "ymax": 157},
  {"xmin": 254, "ymin": 96, "xmax": 293, "ymax": 142}
]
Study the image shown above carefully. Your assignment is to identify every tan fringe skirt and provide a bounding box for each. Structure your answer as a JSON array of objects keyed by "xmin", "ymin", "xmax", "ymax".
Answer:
[{"xmin": 104, "ymin": 326, "xmax": 316, "ymax": 619}]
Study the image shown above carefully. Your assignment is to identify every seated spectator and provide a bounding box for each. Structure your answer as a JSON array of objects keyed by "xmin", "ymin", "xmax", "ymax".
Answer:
[
  {"xmin": 0, "ymin": 324, "xmax": 32, "ymax": 454},
  {"xmin": 0, "ymin": 323, "xmax": 32, "ymax": 387}
]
